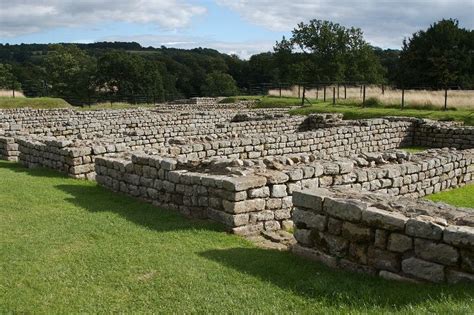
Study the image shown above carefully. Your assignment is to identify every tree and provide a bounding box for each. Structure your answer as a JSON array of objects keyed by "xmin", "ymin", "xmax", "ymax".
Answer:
[
  {"xmin": 96, "ymin": 51, "xmax": 165, "ymax": 103},
  {"xmin": 201, "ymin": 71, "xmax": 239, "ymax": 97},
  {"xmin": 44, "ymin": 44, "xmax": 96, "ymax": 104},
  {"xmin": 0, "ymin": 63, "xmax": 20, "ymax": 90},
  {"xmin": 275, "ymin": 20, "xmax": 385, "ymax": 83},
  {"xmin": 399, "ymin": 19, "xmax": 474, "ymax": 88}
]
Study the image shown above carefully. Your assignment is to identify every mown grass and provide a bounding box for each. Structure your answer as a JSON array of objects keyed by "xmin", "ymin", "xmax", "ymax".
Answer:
[
  {"xmin": 0, "ymin": 97, "xmax": 71, "ymax": 109},
  {"xmin": 1, "ymin": 161, "xmax": 473, "ymax": 313},
  {"xmin": 426, "ymin": 184, "xmax": 474, "ymax": 208}
]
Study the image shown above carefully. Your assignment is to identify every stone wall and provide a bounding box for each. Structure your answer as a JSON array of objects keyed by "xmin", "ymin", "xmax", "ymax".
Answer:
[
  {"xmin": 414, "ymin": 120, "xmax": 474, "ymax": 149},
  {"xmin": 292, "ymin": 188, "xmax": 474, "ymax": 284},
  {"xmin": 94, "ymin": 153, "xmax": 293, "ymax": 235},
  {"xmin": 161, "ymin": 119, "xmax": 415, "ymax": 160},
  {"xmin": 93, "ymin": 148, "xmax": 473, "ymax": 236},
  {"xmin": 0, "ymin": 136, "xmax": 19, "ymax": 161}
]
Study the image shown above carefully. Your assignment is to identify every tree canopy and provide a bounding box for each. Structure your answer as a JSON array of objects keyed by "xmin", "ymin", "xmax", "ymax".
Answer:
[
  {"xmin": 275, "ymin": 20, "xmax": 385, "ymax": 84},
  {"xmin": 399, "ymin": 19, "xmax": 474, "ymax": 88}
]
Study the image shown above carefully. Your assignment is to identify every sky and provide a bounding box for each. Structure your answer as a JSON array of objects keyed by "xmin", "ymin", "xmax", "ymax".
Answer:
[{"xmin": 1, "ymin": 0, "xmax": 473, "ymax": 59}]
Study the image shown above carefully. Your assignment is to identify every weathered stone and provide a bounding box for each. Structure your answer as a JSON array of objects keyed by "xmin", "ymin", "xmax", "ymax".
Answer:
[
  {"xmin": 379, "ymin": 271, "xmax": 420, "ymax": 283},
  {"xmin": 446, "ymin": 269, "xmax": 474, "ymax": 284},
  {"xmin": 248, "ymin": 186, "xmax": 270, "ymax": 198},
  {"xmin": 271, "ymin": 184, "xmax": 287, "ymax": 198},
  {"xmin": 361, "ymin": 207, "xmax": 408, "ymax": 231},
  {"xmin": 294, "ymin": 229, "xmax": 313, "ymax": 246},
  {"xmin": 293, "ymin": 208, "xmax": 327, "ymax": 231},
  {"xmin": 257, "ymin": 170, "xmax": 289, "ymax": 184},
  {"xmin": 387, "ymin": 233, "xmax": 413, "ymax": 253},
  {"xmin": 443, "ymin": 225, "xmax": 474, "ymax": 247},
  {"xmin": 414, "ymin": 239, "xmax": 459, "ymax": 265},
  {"xmin": 222, "ymin": 199, "xmax": 265, "ymax": 214},
  {"xmin": 324, "ymin": 197, "xmax": 366, "ymax": 222},
  {"xmin": 341, "ymin": 222, "xmax": 372, "ymax": 242},
  {"xmin": 401, "ymin": 257, "xmax": 445, "ymax": 283},
  {"xmin": 222, "ymin": 176, "xmax": 267, "ymax": 192},
  {"xmin": 406, "ymin": 217, "xmax": 444, "ymax": 240},
  {"xmin": 292, "ymin": 189, "xmax": 331, "ymax": 213},
  {"xmin": 367, "ymin": 247, "xmax": 400, "ymax": 272}
]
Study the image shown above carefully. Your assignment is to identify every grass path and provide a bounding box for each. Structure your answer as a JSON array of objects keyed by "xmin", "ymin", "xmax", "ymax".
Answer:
[{"xmin": 1, "ymin": 161, "xmax": 473, "ymax": 313}]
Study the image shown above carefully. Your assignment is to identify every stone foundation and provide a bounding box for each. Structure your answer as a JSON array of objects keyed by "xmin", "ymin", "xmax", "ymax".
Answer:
[{"xmin": 292, "ymin": 188, "xmax": 474, "ymax": 284}]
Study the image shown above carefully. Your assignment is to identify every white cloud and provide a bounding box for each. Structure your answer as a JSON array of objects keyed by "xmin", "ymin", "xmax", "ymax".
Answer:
[
  {"xmin": 101, "ymin": 34, "xmax": 275, "ymax": 59},
  {"xmin": 0, "ymin": 0, "xmax": 206, "ymax": 37},
  {"xmin": 216, "ymin": 0, "xmax": 474, "ymax": 48}
]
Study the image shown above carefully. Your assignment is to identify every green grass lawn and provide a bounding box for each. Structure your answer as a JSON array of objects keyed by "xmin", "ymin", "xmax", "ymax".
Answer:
[
  {"xmin": 0, "ymin": 97, "xmax": 72, "ymax": 109},
  {"xmin": 1, "ymin": 161, "xmax": 473, "ymax": 313},
  {"xmin": 426, "ymin": 184, "xmax": 474, "ymax": 208}
]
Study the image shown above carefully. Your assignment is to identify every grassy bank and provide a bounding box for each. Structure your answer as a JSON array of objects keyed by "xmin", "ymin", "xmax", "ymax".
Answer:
[
  {"xmin": 235, "ymin": 96, "xmax": 474, "ymax": 125},
  {"xmin": 0, "ymin": 97, "xmax": 72, "ymax": 109},
  {"xmin": 426, "ymin": 184, "xmax": 474, "ymax": 208},
  {"xmin": 1, "ymin": 161, "xmax": 473, "ymax": 313}
]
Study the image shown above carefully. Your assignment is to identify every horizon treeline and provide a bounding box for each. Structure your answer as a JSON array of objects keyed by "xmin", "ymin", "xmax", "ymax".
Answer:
[{"xmin": 0, "ymin": 18, "xmax": 472, "ymax": 104}]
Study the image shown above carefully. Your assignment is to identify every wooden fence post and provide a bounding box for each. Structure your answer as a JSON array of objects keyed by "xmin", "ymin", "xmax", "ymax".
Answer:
[
  {"xmin": 301, "ymin": 86, "xmax": 306, "ymax": 106},
  {"xmin": 444, "ymin": 88, "xmax": 448, "ymax": 111},
  {"xmin": 344, "ymin": 85, "xmax": 347, "ymax": 99},
  {"xmin": 362, "ymin": 85, "xmax": 366, "ymax": 106},
  {"xmin": 333, "ymin": 87, "xmax": 336, "ymax": 105},
  {"xmin": 401, "ymin": 87, "xmax": 405, "ymax": 109},
  {"xmin": 323, "ymin": 86, "xmax": 326, "ymax": 102}
]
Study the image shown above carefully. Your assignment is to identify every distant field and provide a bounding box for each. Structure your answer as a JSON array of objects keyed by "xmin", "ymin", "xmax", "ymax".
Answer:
[
  {"xmin": 0, "ymin": 90, "xmax": 25, "ymax": 98},
  {"xmin": 234, "ymin": 95, "xmax": 474, "ymax": 126},
  {"xmin": 269, "ymin": 86, "xmax": 474, "ymax": 110}
]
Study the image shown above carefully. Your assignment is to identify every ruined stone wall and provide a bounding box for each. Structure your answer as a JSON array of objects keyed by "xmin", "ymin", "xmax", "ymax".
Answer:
[
  {"xmin": 161, "ymin": 119, "xmax": 415, "ymax": 160},
  {"xmin": 93, "ymin": 149, "xmax": 473, "ymax": 236},
  {"xmin": 292, "ymin": 188, "xmax": 474, "ymax": 284},
  {"xmin": 414, "ymin": 121, "xmax": 474, "ymax": 149},
  {"xmin": 0, "ymin": 136, "xmax": 19, "ymax": 161}
]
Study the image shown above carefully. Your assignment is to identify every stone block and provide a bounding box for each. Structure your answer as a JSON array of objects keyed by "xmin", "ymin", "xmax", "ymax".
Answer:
[
  {"xmin": 443, "ymin": 225, "xmax": 474, "ymax": 247},
  {"xmin": 361, "ymin": 207, "xmax": 408, "ymax": 231},
  {"xmin": 341, "ymin": 222, "xmax": 372, "ymax": 242},
  {"xmin": 401, "ymin": 257, "xmax": 445, "ymax": 283},
  {"xmin": 405, "ymin": 217, "xmax": 444, "ymax": 240},
  {"xmin": 324, "ymin": 197, "xmax": 366, "ymax": 222},
  {"xmin": 222, "ymin": 176, "xmax": 267, "ymax": 192},
  {"xmin": 222, "ymin": 198, "xmax": 265, "ymax": 214},
  {"xmin": 387, "ymin": 233, "xmax": 413, "ymax": 253},
  {"xmin": 414, "ymin": 238, "xmax": 459, "ymax": 266}
]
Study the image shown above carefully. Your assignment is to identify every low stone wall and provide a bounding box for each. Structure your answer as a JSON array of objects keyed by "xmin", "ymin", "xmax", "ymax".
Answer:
[
  {"xmin": 17, "ymin": 137, "xmax": 128, "ymax": 179},
  {"xmin": 291, "ymin": 188, "xmax": 474, "ymax": 284},
  {"xmin": 0, "ymin": 136, "xmax": 19, "ymax": 161},
  {"xmin": 161, "ymin": 119, "xmax": 415, "ymax": 160},
  {"xmin": 94, "ymin": 153, "xmax": 290, "ymax": 234},
  {"xmin": 414, "ymin": 121, "xmax": 474, "ymax": 149},
  {"xmin": 93, "ymin": 149, "xmax": 473, "ymax": 236}
]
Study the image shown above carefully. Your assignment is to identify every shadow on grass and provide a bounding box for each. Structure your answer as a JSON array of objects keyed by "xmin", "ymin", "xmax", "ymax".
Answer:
[
  {"xmin": 0, "ymin": 160, "xmax": 70, "ymax": 179},
  {"xmin": 0, "ymin": 161, "xmax": 223, "ymax": 234},
  {"xmin": 200, "ymin": 247, "xmax": 474, "ymax": 309},
  {"xmin": 56, "ymin": 183, "xmax": 225, "ymax": 234}
]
